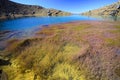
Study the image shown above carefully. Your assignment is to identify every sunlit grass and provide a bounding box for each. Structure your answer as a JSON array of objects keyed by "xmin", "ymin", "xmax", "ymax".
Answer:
[
  {"xmin": 73, "ymin": 24, "xmax": 90, "ymax": 31},
  {"xmin": 48, "ymin": 63, "xmax": 86, "ymax": 80},
  {"xmin": 14, "ymin": 39, "xmax": 82, "ymax": 79},
  {"xmin": 110, "ymin": 25, "xmax": 120, "ymax": 34},
  {"xmin": 116, "ymin": 25, "xmax": 120, "ymax": 29}
]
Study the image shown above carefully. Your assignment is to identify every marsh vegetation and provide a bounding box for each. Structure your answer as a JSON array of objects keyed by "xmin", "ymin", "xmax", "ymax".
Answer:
[{"xmin": 0, "ymin": 21, "xmax": 120, "ymax": 80}]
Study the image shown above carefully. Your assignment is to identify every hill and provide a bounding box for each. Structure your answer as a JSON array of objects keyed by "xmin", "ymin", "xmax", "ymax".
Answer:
[
  {"xmin": 81, "ymin": 2, "xmax": 120, "ymax": 16},
  {"xmin": 0, "ymin": 0, "xmax": 71, "ymax": 19}
]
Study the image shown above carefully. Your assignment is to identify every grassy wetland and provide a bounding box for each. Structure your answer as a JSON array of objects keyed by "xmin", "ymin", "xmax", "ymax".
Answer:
[{"xmin": 0, "ymin": 21, "xmax": 120, "ymax": 80}]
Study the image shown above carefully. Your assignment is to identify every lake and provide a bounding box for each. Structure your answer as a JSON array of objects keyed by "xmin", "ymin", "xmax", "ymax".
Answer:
[
  {"xmin": 1, "ymin": 15, "xmax": 119, "ymax": 31},
  {"xmin": 0, "ymin": 15, "xmax": 119, "ymax": 50},
  {"xmin": 0, "ymin": 15, "xmax": 102, "ymax": 31}
]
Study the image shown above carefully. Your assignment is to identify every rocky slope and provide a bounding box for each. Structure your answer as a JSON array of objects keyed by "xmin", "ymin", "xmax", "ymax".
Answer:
[
  {"xmin": 81, "ymin": 2, "xmax": 120, "ymax": 16},
  {"xmin": 0, "ymin": 0, "xmax": 71, "ymax": 19}
]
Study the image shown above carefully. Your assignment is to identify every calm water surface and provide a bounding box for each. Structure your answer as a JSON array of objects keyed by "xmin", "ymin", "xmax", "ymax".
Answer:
[
  {"xmin": 1, "ymin": 15, "xmax": 119, "ymax": 32},
  {"xmin": 0, "ymin": 15, "xmax": 102, "ymax": 31}
]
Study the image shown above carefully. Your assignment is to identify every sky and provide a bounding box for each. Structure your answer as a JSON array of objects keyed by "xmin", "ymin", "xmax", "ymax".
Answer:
[{"xmin": 10, "ymin": 0, "xmax": 118, "ymax": 14}]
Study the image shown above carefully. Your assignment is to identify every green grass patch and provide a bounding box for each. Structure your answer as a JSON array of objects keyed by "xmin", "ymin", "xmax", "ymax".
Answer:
[
  {"xmin": 115, "ymin": 25, "xmax": 120, "ymax": 29},
  {"xmin": 110, "ymin": 25, "xmax": 120, "ymax": 34},
  {"xmin": 73, "ymin": 24, "xmax": 90, "ymax": 31},
  {"xmin": 110, "ymin": 30, "xmax": 120, "ymax": 33},
  {"xmin": 105, "ymin": 38, "xmax": 120, "ymax": 47},
  {"xmin": 111, "ymin": 25, "xmax": 120, "ymax": 33}
]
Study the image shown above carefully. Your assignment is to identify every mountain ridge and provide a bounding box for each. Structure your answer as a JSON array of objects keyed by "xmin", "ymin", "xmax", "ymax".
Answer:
[
  {"xmin": 81, "ymin": 2, "xmax": 120, "ymax": 16},
  {"xmin": 0, "ymin": 0, "xmax": 71, "ymax": 19}
]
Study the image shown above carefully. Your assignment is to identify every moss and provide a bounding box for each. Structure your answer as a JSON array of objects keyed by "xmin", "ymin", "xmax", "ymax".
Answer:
[
  {"xmin": 110, "ymin": 25, "xmax": 120, "ymax": 33},
  {"xmin": 115, "ymin": 25, "xmax": 120, "ymax": 29},
  {"xmin": 73, "ymin": 24, "xmax": 90, "ymax": 31},
  {"xmin": 110, "ymin": 30, "xmax": 120, "ymax": 33},
  {"xmin": 105, "ymin": 38, "xmax": 120, "ymax": 46}
]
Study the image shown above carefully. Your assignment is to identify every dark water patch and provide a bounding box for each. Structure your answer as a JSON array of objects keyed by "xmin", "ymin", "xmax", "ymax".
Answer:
[
  {"xmin": 0, "ymin": 47, "xmax": 5, "ymax": 51},
  {"xmin": 0, "ymin": 31, "xmax": 11, "ymax": 35},
  {"xmin": 0, "ymin": 31, "xmax": 21, "ymax": 41},
  {"xmin": 0, "ymin": 59, "xmax": 11, "ymax": 66},
  {"xmin": 116, "ymin": 49, "xmax": 120, "ymax": 54},
  {"xmin": 86, "ymin": 15, "xmax": 120, "ymax": 21},
  {"xmin": 115, "ymin": 48, "xmax": 120, "ymax": 55}
]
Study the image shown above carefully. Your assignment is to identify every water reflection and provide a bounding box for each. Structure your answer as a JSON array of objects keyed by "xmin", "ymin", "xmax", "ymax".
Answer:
[{"xmin": 110, "ymin": 16, "xmax": 117, "ymax": 21}]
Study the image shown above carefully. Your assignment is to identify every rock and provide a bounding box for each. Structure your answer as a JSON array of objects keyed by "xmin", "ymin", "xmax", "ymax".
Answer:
[
  {"xmin": 117, "ymin": 5, "xmax": 120, "ymax": 9},
  {"xmin": 110, "ymin": 10, "xmax": 119, "ymax": 16}
]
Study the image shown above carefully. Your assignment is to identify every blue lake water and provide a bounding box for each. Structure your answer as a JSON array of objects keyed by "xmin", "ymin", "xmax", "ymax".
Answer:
[{"xmin": 0, "ymin": 15, "xmax": 102, "ymax": 31}]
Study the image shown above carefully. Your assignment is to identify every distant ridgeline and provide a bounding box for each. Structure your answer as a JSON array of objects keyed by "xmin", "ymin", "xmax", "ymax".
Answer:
[
  {"xmin": 81, "ymin": 2, "xmax": 120, "ymax": 16},
  {"xmin": 0, "ymin": 0, "xmax": 71, "ymax": 19}
]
